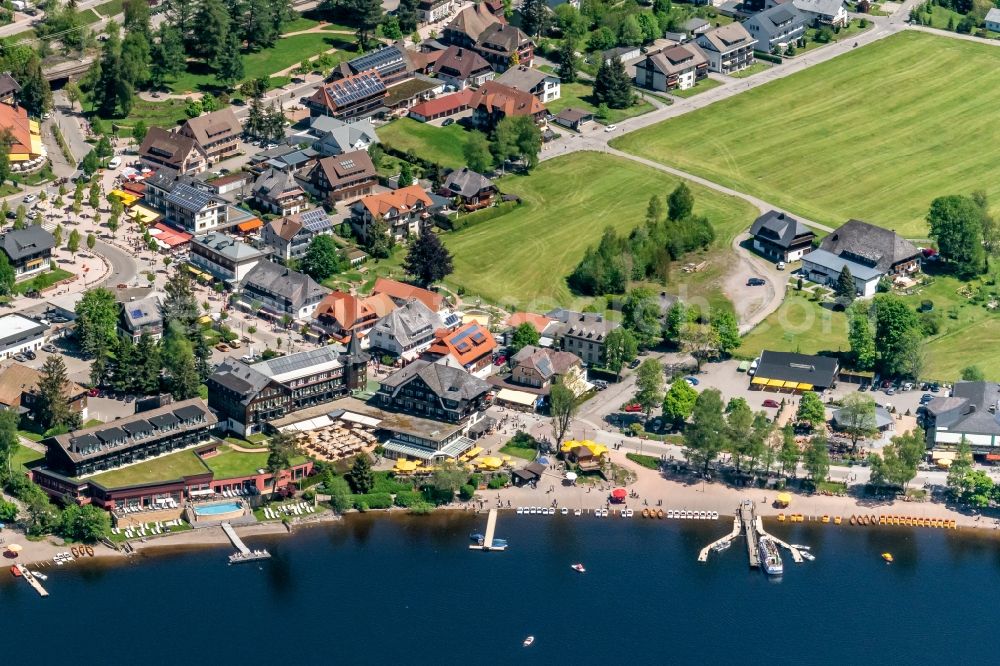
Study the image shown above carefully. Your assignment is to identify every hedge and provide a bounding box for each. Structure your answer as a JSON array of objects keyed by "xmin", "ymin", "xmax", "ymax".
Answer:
[
  {"xmin": 444, "ymin": 201, "xmax": 519, "ymax": 232},
  {"xmin": 351, "ymin": 492, "xmax": 392, "ymax": 510},
  {"xmin": 393, "ymin": 490, "xmax": 423, "ymax": 507},
  {"xmin": 459, "ymin": 484, "xmax": 476, "ymax": 500},
  {"xmin": 372, "ymin": 471, "xmax": 413, "ymax": 494},
  {"xmin": 754, "ymin": 51, "xmax": 783, "ymax": 63}
]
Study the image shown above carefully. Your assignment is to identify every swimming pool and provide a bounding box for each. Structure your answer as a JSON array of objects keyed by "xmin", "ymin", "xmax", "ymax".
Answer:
[{"xmin": 194, "ymin": 501, "xmax": 243, "ymax": 517}]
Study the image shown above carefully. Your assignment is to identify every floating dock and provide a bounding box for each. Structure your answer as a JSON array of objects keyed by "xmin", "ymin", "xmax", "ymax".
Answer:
[
  {"xmin": 469, "ymin": 509, "xmax": 506, "ymax": 551},
  {"xmin": 699, "ymin": 501, "xmax": 803, "ymax": 566},
  {"xmin": 222, "ymin": 522, "xmax": 271, "ymax": 564},
  {"xmin": 14, "ymin": 564, "xmax": 49, "ymax": 597}
]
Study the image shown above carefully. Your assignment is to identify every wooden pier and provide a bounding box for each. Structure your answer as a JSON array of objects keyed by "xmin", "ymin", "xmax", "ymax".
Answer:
[
  {"xmin": 699, "ymin": 500, "xmax": 803, "ymax": 566},
  {"xmin": 740, "ymin": 502, "xmax": 760, "ymax": 567},
  {"xmin": 14, "ymin": 564, "xmax": 49, "ymax": 597},
  {"xmin": 222, "ymin": 522, "xmax": 271, "ymax": 564},
  {"xmin": 469, "ymin": 509, "xmax": 506, "ymax": 551},
  {"xmin": 697, "ymin": 514, "xmax": 741, "ymax": 562}
]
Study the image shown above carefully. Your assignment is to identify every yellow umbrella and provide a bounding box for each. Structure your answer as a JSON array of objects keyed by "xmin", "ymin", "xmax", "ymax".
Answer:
[{"xmin": 6, "ymin": 544, "xmax": 22, "ymax": 552}]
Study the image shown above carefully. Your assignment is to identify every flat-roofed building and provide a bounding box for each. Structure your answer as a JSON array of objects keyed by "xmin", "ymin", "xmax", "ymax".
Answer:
[
  {"xmin": 0, "ymin": 313, "xmax": 46, "ymax": 359},
  {"xmin": 190, "ymin": 232, "xmax": 270, "ymax": 284}
]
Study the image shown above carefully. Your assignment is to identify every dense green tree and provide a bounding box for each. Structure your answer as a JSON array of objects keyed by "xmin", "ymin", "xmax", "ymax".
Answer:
[
  {"xmin": 679, "ymin": 322, "xmax": 719, "ymax": 371},
  {"xmin": 150, "ymin": 24, "xmax": 187, "ymax": 87},
  {"xmin": 0, "ymin": 409, "xmax": 19, "ymax": 475},
  {"xmin": 663, "ymin": 301, "xmax": 686, "ymax": 346},
  {"xmin": 81, "ymin": 149, "xmax": 100, "ymax": 176},
  {"xmin": 558, "ymin": 38, "xmax": 579, "ymax": 83},
  {"xmin": 75, "ymin": 288, "xmax": 119, "ymax": 358},
  {"xmin": 0, "ymin": 499, "xmax": 17, "ymax": 522},
  {"xmin": 802, "ymin": 434, "xmax": 830, "ymax": 483},
  {"xmin": 872, "ymin": 293, "xmax": 922, "ymax": 377},
  {"xmin": 662, "ymin": 379, "xmax": 697, "ymax": 430},
  {"xmin": 603, "ymin": 326, "xmax": 638, "ymax": 379},
  {"xmin": 667, "ymin": 183, "xmax": 694, "ymax": 221},
  {"xmin": 491, "ymin": 115, "xmax": 542, "ymax": 171},
  {"xmin": 838, "ymin": 392, "xmax": 877, "ymax": 450},
  {"xmin": 847, "ymin": 301, "xmax": 876, "ymax": 370},
  {"xmin": 636, "ymin": 12, "xmax": 661, "ymax": 43},
  {"xmin": 520, "ymin": 0, "xmax": 550, "ymax": 36},
  {"xmin": 622, "ymin": 287, "xmax": 662, "ymax": 349},
  {"xmin": 463, "ymin": 130, "xmax": 492, "ymax": 174},
  {"xmin": 162, "ymin": 322, "xmax": 200, "ymax": 400},
  {"xmin": 266, "ymin": 431, "xmax": 296, "ymax": 498},
  {"xmin": 869, "ymin": 427, "xmax": 924, "ymax": 490},
  {"xmin": 124, "ymin": 0, "xmax": 152, "ymax": 36},
  {"xmin": 190, "ymin": 0, "xmax": 232, "ymax": 64},
  {"xmin": 927, "ymin": 194, "xmax": 987, "ymax": 278},
  {"xmin": 162, "ymin": 269, "xmax": 200, "ymax": 335},
  {"xmin": 554, "ymin": 4, "xmax": 588, "ymax": 41},
  {"xmin": 683, "ymin": 388, "xmax": 726, "ymax": 474},
  {"xmin": 345, "ymin": 0, "xmax": 383, "ymax": 48},
  {"xmin": 364, "ymin": 217, "xmax": 394, "ymax": 259},
  {"xmin": 215, "ymin": 30, "xmax": 245, "ymax": 84},
  {"xmin": 36, "ymin": 355, "xmax": 79, "ymax": 431},
  {"xmin": 0, "ymin": 45, "xmax": 51, "ymax": 116},
  {"xmin": 593, "ymin": 55, "xmax": 632, "ymax": 109},
  {"xmin": 398, "ymin": 162, "xmax": 413, "ymax": 187},
  {"xmin": 301, "ymin": 235, "xmax": 343, "ymax": 281},
  {"xmin": 121, "ymin": 30, "xmax": 152, "ymax": 88},
  {"xmin": 60, "ymin": 503, "xmax": 110, "ymax": 542},
  {"xmin": 0, "ymin": 252, "xmax": 14, "ymax": 296},
  {"xmin": 778, "ymin": 423, "xmax": 800, "ymax": 477},
  {"xmin": 835, "ymin": 265, "xmax": 855, "ymax": 300},
  {"xmin": 402, "ymin": 227, "xmax": 453, "ymax": 287},
  {"xmin": 618, "ymin": 14, "xmax": 644, "ymax": 46},
  {"xmin": 709, "ymin": 305, "xmax": 740, "ymax": 356},
  {"xmin": 136, "ymin": 332, "xmax": 162, "ymax": 395},
  {"xmin": 796, "ymin": 391, "xmax": 826, "ymax": 428},
  {"xmin": 946, "ymin": 437, "xmax": 974, "ymax": 500},
  {"xmin": 396, "ymin": 0, "xmax": 419, "ymax": 32},
  {"xmin": 550, "ymin": 383, "xmax": 577, "ymax": 450},
  {"xmin": 509, "ymin": 322, "xmax": 540, "ymax": 356},
  {"xmin": 726, "ymin": 397, "xmax": 755, "ymax": 475},
  {"xmin": 634, "ymin": 358, "xmax": 664, "ymax": 418},
  {"xmin": 326, "ymin": 474, "xmax": 352, "ymax": 512},
  {"xmin": 347, "ymin": 452, "xmax": 375, "ymax": 493},
  {"xmin": 92, "ymin": 26, "xmax": 134, "ymax": 118}
]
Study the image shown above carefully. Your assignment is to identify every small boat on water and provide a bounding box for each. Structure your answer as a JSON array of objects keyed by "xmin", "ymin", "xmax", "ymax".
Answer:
[
  {"xmin": 30, "ymin": 570, "xmax": 47, "ymax": 581},
  {"xmin": 834, "ymin": 516, "xmax": 842, "ymax": 525},
  {"xmin": 850, "ymin": 515, "xmax": 857, "ymax": 525},
  {"xmin": 492, "ymin": 538, "xmax": 508, "ymax": 548},
  {"xmin": 882, "ymin": 552, "xmax": 894, "ymax": 563},
  {"xmin": 86, "ymin": 545, "xmax": 94, "ymax": 556},
  {"xmin": 561, "ymin": 507, "xmax": 568, "ymax": 515},
  {"xmin": 516, "ymin": 507, "xmax": 524, "ymax": 514},
  {"xmin": 711, "ymin": 540, "xmax": 732, "ymax": 553},
  {"xmin": 574, "ymin": 509, "xmax": 582, "ymax": 516},
  {"xmin": 821, "ymin": 515, "xmax": 830, "ymax": 524},
  {"xmin": 71, "ymin": 546, "xmax": 79, "ymax": 558},
  {"xmin": 800, "ymin": 551, "xmax": 816, "ymax": 562},
  {"xmin": 10, "ymin": 565, "xmax": 21, "ymax": 577},
  {"xmin": 642, "ymin": 508, "xmax": 650, "ymax": 518},
  {"xmin": 656, "ymin": 509, "xmax": 664, "ymax": 519},
  {"xmin": 523, "ymin": 636, "xmax": 535, "ymax": 647},
  {"xmin": 790, "ymin": 544, "xmax": 810, "ymax": 551},
  {"xmin": 571, "ymin": 563, "xmax": 586, "ymax": 573},
  {"xmin": 470, "ymin": 532, "xmax": 485, "ymax": 542}
]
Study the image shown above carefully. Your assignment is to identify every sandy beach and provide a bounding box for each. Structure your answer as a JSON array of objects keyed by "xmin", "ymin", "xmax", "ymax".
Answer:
[{"xmin": 3, "ymin": 449, "xmax": 995, "ymax": 574}]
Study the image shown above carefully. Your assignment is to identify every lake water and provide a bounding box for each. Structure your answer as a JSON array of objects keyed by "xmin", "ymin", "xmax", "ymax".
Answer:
[{"xmin": 4, "ymin": 513, "xmax": 1000, "ymax": 664}]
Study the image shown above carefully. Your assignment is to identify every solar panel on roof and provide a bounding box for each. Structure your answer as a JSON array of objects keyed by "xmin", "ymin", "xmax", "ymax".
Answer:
[
  {"xmin": 300, "ymin": 208, "xmax": 333, "ymax": 233},
  {"xmin": 455, "ymin": 341, "xmax": 470, "ymax": 352},
  {"xmin": 339, "ymin": 160, "xmax": 356, "ymax": 169},
  {"xmin": 471, "ymin": 332, "xmax": 485, "ymax": 343},
  {"xmin": 131, "ymin": 308, "xmax": 144, "ymax": 318}
]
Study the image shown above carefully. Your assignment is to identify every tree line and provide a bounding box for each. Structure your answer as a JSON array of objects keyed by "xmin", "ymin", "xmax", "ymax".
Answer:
[{"xmin": 569, "ymin": 185, "xmax": 715, "ymax": 297}]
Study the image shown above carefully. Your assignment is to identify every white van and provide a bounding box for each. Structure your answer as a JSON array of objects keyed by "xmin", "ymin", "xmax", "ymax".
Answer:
[{"xmin": 107, "ymin": 156, "xmax": 122, "ymax": 169}]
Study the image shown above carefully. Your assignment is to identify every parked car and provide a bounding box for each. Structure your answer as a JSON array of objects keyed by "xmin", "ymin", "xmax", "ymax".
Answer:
[
  {"xmin": 902, "ymin": 382, "xmax": 913, "ymax": 391},
  {"xmin": 24, "ymin": 350, "xmax": 36, "ymax": 360},
  {"xmin": 762, "ymin": 399, "xmax": 780, "ymax": 408},
  {"xmin": 684, "ymin": 376, "xmax": 699, "ymax": 386},
  {"xmin": 228, "ymin": 340, "xmax": 241, "ymax": 349},
  {"xmin": 776, "ymin": 261, "xmax": 786, "ymax": 270},
  {"xmin": 12, "ymin": 353, "xmax": 25, "ymax": 362},
  {"xmin": 594, "ymin": 380, "xmax": 608, "ymax": 390},
  {"xmin": 107, "ymin": 157, "xmax": 122, "ymax": 169},
  {"xmin": 215, "ymin": 343, "xmax": 230, "ymax": 352},
  {"xmin": 493, "ymin": 354, "xmax": 506, "ymax": 366},
  {"xmin": 604, "ymin": 124, "xmax": 617, "ymax": 132},
  {"xmin": 41, "ymin": 344, "xmax": 57, "ymax": 353},
  {"xmin": 919, "ymin": 393, "xmax": 934, "ymax": 404},
  {"xmin": 442, "ymin": 118, "xmax": 455, "ymax": 126},
  {"xmin": 628, "ymin": 358, "xmax": 641, "ymax": 369},
  {"xmin": 747, "ymin": 277, "xmax": 766, "ymax": 286},
  {"xmin": 930, "ymin": 383, "xmax": 940, "ymax": 392},
  {"xmin": 22, "ymin": 193, "xmax": 36, "ymax": 204},
  {"xmin": 623, "ymin": 403, "xmax": 643, "ymax": 413},
  {"xmin": 87, "ymin": 388, "xmax": 99, "ymax": 397}
]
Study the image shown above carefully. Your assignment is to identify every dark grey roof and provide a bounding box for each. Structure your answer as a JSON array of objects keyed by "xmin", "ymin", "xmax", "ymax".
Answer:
[
  {"xmin": 96, "ymin": 427, "xmax": 127, "ymax": 443},
  {"xmin": 174, "ymin": 404, "xmax": 205, "ymax": 421},
  {"xmin": 148, "ymin": 412, "xmax": 180, "ymax": 429},
  {"xmin": 120, "ymin": 419, "xmax": 153, "ymax": 436},
  {"xmin": 547, "ymin": 310, "xmax": 619, "ymax": 343},
  {"xmin": 209, "ymin": 358, "xmax": 272, "ymax": 404},
  {"xmin": 0, "ymin": 225, "xmax": 54, "ymax": 261},
  {"xmin": 0, "ymin": 72, "xmax": 21, "ymax": 98},
  {"xmin": 749, "ymin": 210, "xmax": 814, "ymax": 249},
  {"xmin": 818, "ymin": 219, "xmax": 920, "ymax": 273},
  {"xmin": 443, "ymin": 167, "xmax": 495, "ymax": 198},
  {"xmin": 380, "ymin": 358, "xmax": 490, "ymax": 401},
  {"xmin": 253, "ymin": 168, "xmax": 301, "ymax": 200},
  {"xmin": 926, "ymin": 381, "xmax": 1000, "ymax": 436},
  {"xmin": 298, "ymin": 207, "xmax": 334, "ymax": 233},
  {"xmin": 743, "ymin": 4, "xmax": 808, "ymax": 40},
  {"xmin": 241, "ymin": 261, "xmax": 329, "ymax": 308},
  {"xmin": 371, "ymin": 298, "xmax": 441, "ymax": 349},
  {"xmin": 145, "ymin": 167, "xmax": 181, "ymax": 192},
  {"xmin": 166, "ymin": 182, "xmax": 222, "ymax": 213},
  {"xmin": 121, "ymin": 295, "xmax": 162, "ymax": 332},
  {"xmin": 346, "ymin": 44, "xmax": 407, "ymax": 76},
  {"xmin": 755, "ymin": 350, "xmax": 839, "ymax": 388}
]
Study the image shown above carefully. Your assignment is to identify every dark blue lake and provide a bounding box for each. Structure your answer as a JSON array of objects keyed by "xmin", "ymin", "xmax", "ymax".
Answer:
[{"xmin": 4, "ymin": 513, "xmax": 1000, "ymax": 664}]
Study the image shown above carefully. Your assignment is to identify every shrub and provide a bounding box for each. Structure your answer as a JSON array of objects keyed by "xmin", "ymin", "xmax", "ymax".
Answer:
[
  {"xmin": 626, "ymin": 453, "xmax": 660, "ymax": 470},
  {"xmin": 487, "ymin": 473, "xmax": 510, "ymax": 489},
  {"xmin": 409, "ymin": 502, "xmax": 434, "ymax": 514},
  {"xmin": 372, "ymin": 471, "xmax": 412, "ymax": 494},
  {"xmin": 459, "ymin": 484, "xmax": 476, "ymax": 500},
  {"xmin": 393, "ymin": 490, "xmax": 423, "ymax": 507},
  {"xmin": 422, "ymin": 486, "xmax": 455, "ymax": 505}
]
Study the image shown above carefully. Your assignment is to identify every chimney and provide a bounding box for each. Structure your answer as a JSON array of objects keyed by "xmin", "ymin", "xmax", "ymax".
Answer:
[
  {"xmin": 457, "ymin": 47, "xmax": 463, "ymax": 56},
  {"xmin": 777, "ymin": 212, "xmax": 785, "ymax": 219}
]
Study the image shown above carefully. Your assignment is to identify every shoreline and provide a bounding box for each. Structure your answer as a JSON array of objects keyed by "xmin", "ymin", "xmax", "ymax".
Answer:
[{"xmin": 8, "ymin": 454, "xmax": 999, "ymax": 570}]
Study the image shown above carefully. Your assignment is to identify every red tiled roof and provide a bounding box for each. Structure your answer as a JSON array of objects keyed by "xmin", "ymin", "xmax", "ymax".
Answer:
[
  {"xmin": 427, "ymin": 322, "xmax": 496, "ymax": 366},
  {"xmin": 506, "ymin": 312, "xmax": 555, "ymax": 334},
  {"xmin": 473, "ymin": 81, "xmax": 545, "ymax": 118},
  {"xmin": 372, "ymin": 277, "xmax": 444, "ymax": 312},
  {"xmin": 0, "ymin": 103, "xmax": 34, "ymax": 155},
  {"xmin": 408, "ymin": 89, "xmax": 474, "ymax": 119},
  {"xmin": 360, "ymin": 185, "xmax": 433, "ymax": 219}
]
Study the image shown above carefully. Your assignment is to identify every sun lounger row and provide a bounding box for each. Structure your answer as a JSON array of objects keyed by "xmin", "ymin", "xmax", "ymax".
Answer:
[
  {"xmin": 263, "ymin": 502, "xmax": 316, "ymax": 519},
  {"xmin": 221, "ymin": 487, "xmax": 251, "ymax": 498},
  {"xmin": 113, "ymin": 519, "xmax": 184, "ymax": 538}
]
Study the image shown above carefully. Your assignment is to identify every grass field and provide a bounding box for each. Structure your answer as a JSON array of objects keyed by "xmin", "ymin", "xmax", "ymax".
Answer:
[
  {"xmin": 443, "ymin": 152, "xmax": 758, "ymax": 309},
  {"xmin": 12, "ymin": 445, "xmax": 43, "ymax": 472},
  {"xmin": 612, "ymin": 32, "xmax": 1000, "ymax": 237},
  {"xmin": 93, "ymin": 97, "xmax": 189, "ymax": 135},
  {"xmin": 499, "ymin": 444, "xmax": 537, "ymax": 461},
  {"xmin": 728, "ymin": 61, "xmax": 772, "ymax": 79},
  {"xmin": 14, "ymin": 268, "xmax": 74, "ymax": 295},
  {"xmin": 88, "ymin": 450, "xmax": 211, "ymax": 488},
  {"xmin": 166, "ymin": 34, "xmax": 355, "ymax": 93},
  {"xmin": 670, "ymin": 77, "xmax": 723, "ymax": 98},
  {"xmin": 545, "ymin": 81, "xmax": 655, "ymax": 125},
  {"xmin": 201, "ymin": 444, "xmax": 307, "ymax": 479},
  {"xmin": 737, "ymin": 271, "xmax": 1000, "ymax": 380},
  {"xmin": 379, "ymin": 117, "xmax": 471, "ymax": 169}
]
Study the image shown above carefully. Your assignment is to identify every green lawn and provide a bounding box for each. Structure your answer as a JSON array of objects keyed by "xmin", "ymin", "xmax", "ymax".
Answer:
[
  {"xmin": 166, "ymin": 34, "xmax": 355, "ymax": 93},
  {"xmin": 670, "ymin": 77, "xmax": 723, "ymax": 99},
  {"xmin": 88, "ymin": 450, "xmax": 211, "ymax": 489},
  {"xmin": 201, "ymin": 444, "xmax": 307, "ymax": 479},
  {"xmin": 612, "ymin": 32, "xmax": 1000, "ymax": 237},
  {"xmin": 545, "ymin": 81, "xmax": 655, "ymax": 125},
  {"xmin": 378, "ymin": 118, "xmax": 471, "ymax": 170},
  {"xmin": 14, "ymin": 268, "xmax": 74, "ymax": 295},
  {"xmin": 499, "ymin": 444, "xmax": 536, "ymax": 461},
  {"xmin": 92, "ymin": 97, "xmax": 190, "ymax": 136},
  {"xmin": 728, "ymin": 61, "xmax": 772, "ymax": 79},
  {"xmin": 443, "ymin": 152, "xmax": 758, "ymax": 308},
  {"xmin": 12, "ymin": 445, "xmax": 43, "ymax": 472},
  {"xmin": 737, "ymin": 293, "xmax": 848, "ymax": 359},
  {"xmin": 925, "ymin": 5, "xmax": 965, "ymax": 30},
  {"xmin": 281, "ymin": 14, "xmax": 322, "ymax": 33}
]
